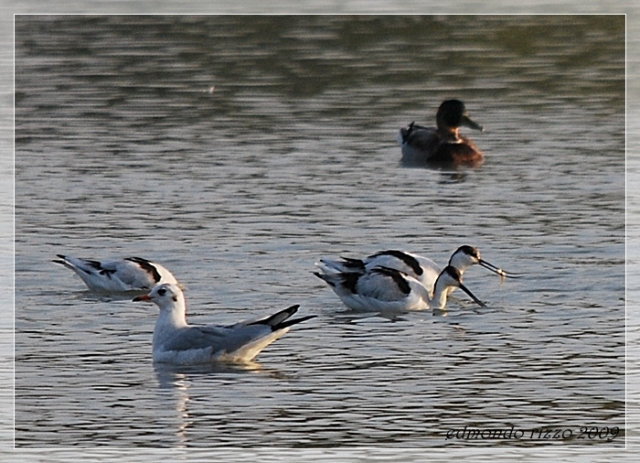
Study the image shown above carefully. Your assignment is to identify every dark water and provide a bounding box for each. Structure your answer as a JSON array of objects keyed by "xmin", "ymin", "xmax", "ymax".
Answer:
[{"xmin": 14, "ymin": 15, "xmax": 625, "ymax": 452}]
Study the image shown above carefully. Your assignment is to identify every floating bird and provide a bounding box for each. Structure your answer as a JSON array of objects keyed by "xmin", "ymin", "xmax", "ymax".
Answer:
[
  {"xmin": 133, "ymin": 283, "xmax": 315, "ymax": 365},
  {"xmin": 318, "ymin": 245, "xmax": 518, "ymax": 297},
  {"xmin": 398, "ymin": 99, "xmax": 484, "ymax": 167},
  {"xmin": 54, "ymin": 255, "xmax": 178, "ymax": 292},
  {"xmin": 315, "ymin": 264, "xmax": 485, "ymax": 312}
]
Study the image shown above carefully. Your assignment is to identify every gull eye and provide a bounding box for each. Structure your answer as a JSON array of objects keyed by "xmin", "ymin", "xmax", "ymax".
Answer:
[{"xmin": 158, "ymin": 288, "xmax": 166, "ymax": 296}]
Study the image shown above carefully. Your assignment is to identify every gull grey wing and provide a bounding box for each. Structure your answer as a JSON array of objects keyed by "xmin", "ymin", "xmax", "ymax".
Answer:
[{"xmin": 161, "ymin": 324, "xmax": 271, "ymax": 356}]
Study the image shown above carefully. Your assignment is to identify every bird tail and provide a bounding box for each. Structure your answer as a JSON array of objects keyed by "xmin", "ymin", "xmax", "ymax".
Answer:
[
  {"xmin": 249, "ymin": 305, "xmax": 316, "ymax": 331},
  {"xmin": 53, "ymin": 254, "xmax": 100, "ymax": 273}
]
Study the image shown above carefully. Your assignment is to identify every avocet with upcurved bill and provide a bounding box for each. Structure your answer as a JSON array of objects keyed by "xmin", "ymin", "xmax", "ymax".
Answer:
[
  {"xmin": 318, "ymin": 245, "xmax": 519, "ymax": 298},
  {"xmin": 315, "ymin": 263, "xmax": 485, "ymax": 312}
]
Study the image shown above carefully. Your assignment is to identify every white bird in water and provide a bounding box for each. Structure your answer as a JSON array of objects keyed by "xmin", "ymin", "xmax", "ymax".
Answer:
[
  {"xmin": 54, "ymin": 255, "xmax": 179, "ymax": 293},
  {"xmin": 133, "ymin": 283, "xmax": 315, "ymax": 365},
  {"xmin": 314, "ymin": 263, "xmax": 485, "ymax": 312},
  {"xmin": 318, "ymin": 245, "xmax": 518, "ymax": 296}
]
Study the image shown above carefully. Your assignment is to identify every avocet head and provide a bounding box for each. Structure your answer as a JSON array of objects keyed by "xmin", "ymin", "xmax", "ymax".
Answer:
[
  {"xmin": 449, "ymin": 246, "xmax": 482, "ymax": 268},
  {"xmin": 449, "ymin": 246, "xmax": 519, "ymax": 280},
  {"xmin": 436, "ymin": 266, "xmax": 486, "ymax": 307}
]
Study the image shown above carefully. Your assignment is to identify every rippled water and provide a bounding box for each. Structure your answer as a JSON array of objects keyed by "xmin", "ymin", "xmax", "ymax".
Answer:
[{"xmin": 14, "ymin": 15, "xmax": 624, "ymax": 449}]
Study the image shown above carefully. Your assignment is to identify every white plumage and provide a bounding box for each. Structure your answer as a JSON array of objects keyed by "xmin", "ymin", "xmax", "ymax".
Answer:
[
  {"xmin": 133, "ymin": 283, "xmax": 315, "ymax": 365},
  {"xmin": 54, "ymin": 255, "xmax": 179, "ymax": 293},
  {"xmin": 315, "ymin": 263, "xmax": 485, "ymax": 312},
  {"xmin": 318, "ymin": 245, "xmax": 516, "ymax": 297}
]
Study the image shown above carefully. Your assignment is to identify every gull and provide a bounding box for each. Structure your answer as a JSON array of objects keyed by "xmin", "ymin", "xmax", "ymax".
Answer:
[
  {"xmin": 133, "ymin": 283, "xmax": 315, "ymax": 365},
  {"xmin": 54, "ymin": 255, "xmax": 179, "ymax": 292}
]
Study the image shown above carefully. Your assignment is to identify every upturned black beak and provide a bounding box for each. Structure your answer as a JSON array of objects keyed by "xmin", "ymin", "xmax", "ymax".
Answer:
[{"xmin": 478, "ymin": 260, "xmax": 522, "ymax": 279}]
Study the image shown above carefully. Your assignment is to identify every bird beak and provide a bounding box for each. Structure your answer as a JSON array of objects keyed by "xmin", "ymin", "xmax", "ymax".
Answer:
[
  {"xmin": 458, "ymin": 282, "xmax": 486, "ymax": 307},
  {"xmin": 461, "ymin": 114, "xmax": 484, "ymax": 132},
  {"xmin": 478, "ymin": 260, "xmax": 522, "ymax": 281},
  {"xmin": 133, "ymin": 294, "xmax": 151, "ymax": 302}
]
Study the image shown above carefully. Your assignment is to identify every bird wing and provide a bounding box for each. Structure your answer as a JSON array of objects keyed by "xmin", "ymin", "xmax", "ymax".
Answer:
[{"xmin": 160, "ymin": 324, "xmax": 272, "ymax": 357}]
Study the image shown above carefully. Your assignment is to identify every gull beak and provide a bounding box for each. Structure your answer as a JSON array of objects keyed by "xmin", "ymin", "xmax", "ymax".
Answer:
[{"xmin": 133, "ymin": 294, "xmax": 151, "ymax": 302}]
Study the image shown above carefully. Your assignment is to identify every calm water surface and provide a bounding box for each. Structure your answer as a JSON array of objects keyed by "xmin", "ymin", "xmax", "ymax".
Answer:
[{"xmin": 14, "ymin": 16, "xmax": 624, "ymax": 449}]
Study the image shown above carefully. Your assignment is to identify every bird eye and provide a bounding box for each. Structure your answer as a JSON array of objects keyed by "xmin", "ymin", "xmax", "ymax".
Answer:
[{"xmin": 158, "ymin": 288, "xmax": 166, "ymax": 296}]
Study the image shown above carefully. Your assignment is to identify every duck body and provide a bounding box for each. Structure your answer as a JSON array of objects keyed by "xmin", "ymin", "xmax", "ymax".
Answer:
[
  {"xmin": 54, "ymin": 254, "xmax": 178, "ymax": 293},
  {"xmin": 134, "ymin": 283, "xmax": 315, "ymax": 365},
  {"xmin": 398, "ymin": 99, "xmax": 484, "ymax": 168}
]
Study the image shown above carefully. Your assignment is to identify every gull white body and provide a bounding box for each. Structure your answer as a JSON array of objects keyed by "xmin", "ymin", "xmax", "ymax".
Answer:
[
  {"xmin": 318, "ymin": 245, "xmax": 512, "ymax": 297},
  {"xmin": 315, "ymin": 264, "xmax": 484, "ymax": 312},
  {"xmin": 54, "ymin": 255, "xmax": 179, "ymax": 292},
  {"xmin": 134, "ymin": 283, "xmax": 314, "ymax": 365}
]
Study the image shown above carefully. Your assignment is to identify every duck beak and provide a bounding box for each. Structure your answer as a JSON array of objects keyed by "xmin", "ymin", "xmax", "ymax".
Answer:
[
  {"xmin": 461, "ymin": 114, "xmax": 484, "ymax": 132},
  {"xmin": 458, "ymin": 282, "xmax": 486, "ymax": 307},
  {"xmin": 133, "ymin": 294, "xmax": 151, "ymax": 302}
]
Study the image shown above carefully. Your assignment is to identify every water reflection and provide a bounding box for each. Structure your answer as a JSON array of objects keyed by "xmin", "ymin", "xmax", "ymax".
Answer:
[
  {"xmin": 435, "ymin": 171, "xmax": 471, "ymax": 184},
  {"xmin": 154, "ymin": 361, "xmax": 265, "ymax": 384},
  {"xmin": 153, "ymin": 361, "xmax": 293, "ymax": 447},
  {"xmin": 329, "ymin": 309, "xmax": 410, "ymax": 324},
  {"xmin": 400, "ymin": 165, "xmax": 472, "ymax": 184},
  {"xmin": 154, "ymin": 368, "xmax": 192, "ymax": 448},
  {"xmin": 66, "ymin": 289, "xmax": 150, "ymax": 303}
]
